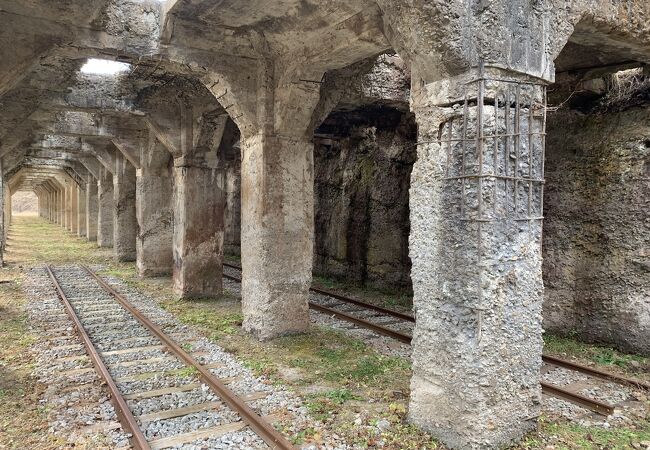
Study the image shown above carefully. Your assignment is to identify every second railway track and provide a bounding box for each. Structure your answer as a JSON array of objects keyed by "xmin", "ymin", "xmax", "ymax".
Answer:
[
  {"xmin": 222, "ymin": 262, "xmax": 650, "ymax": 418},
  {"xmin": 46, "ymin": 264, "xmax": 295, "ymax": 450}
]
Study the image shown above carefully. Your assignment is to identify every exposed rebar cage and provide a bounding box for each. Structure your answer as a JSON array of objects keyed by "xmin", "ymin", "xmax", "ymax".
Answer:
[{"xmin": 439, "ymin": 73, "xmax": 548, "ymax": 225}]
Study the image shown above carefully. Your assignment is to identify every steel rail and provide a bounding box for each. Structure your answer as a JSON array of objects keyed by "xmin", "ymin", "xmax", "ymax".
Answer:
[
  {"xmin": 223, "ymin": 262, "xmax": 415, "ymax": 322},
  {"xmin": 226, "ymin": 263, "xmax": 649, "ymax": 392},
  {"xmin": 223, "ymin": 273, "xmax": 412, "ymax": 344},
  {"xmin": 540, "ymin": 382, "xmax": 614, "ymax": 416},
  {"xmin": 81, "ymin": 264, "xmax": 295, "ymax": 450},
  {"xmin": 542, "ymin": 354, "xmax": 650, "ymax": 391},
  {"xmin": 45, "ymin": 265, "xmax": 152, "ymax": 450},
  {"xmin": 223, "ymin": 267, "xmax": 621, "ymax": 416}
]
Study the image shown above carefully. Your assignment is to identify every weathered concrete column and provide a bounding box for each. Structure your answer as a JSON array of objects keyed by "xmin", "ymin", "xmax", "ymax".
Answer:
[
  {"xmin": 58, "ymin": 188, "xmax": 65, "ymax": 226},
  {"xmin": 172, "ymin": 156, "xmax": 223, "ymax": 297},
  {"xmin": 54, "ymin": 188, "xmax": 62, "ymax": 225},
  {"xmin": 85, "ymin": 178, "xmax": 98, "ymax": 241},
  {"xmin": 239, "ymin": 134, "xmax": 313, "ymax": 339},
  {"xmin": 224, "ymin": 155, "xmax": 241, "ymax": 255},
  {"xmin": 113, "ymin": 152, "xmax": 137, "ymax": 261},
  {"xmin": 405, "ymin": 70, "xmax": 546, "ymax": 448},
  {"xmin": 77, "ymin": 183, "xmax": 86, "ymax": 237},
  {"xmin": 70, "ymin": 184, "xmax": 79, "ymax": 234},
  {"xmin": 97, "ymin": 167, "xmax": 114, "ymax": 248},
  {"xmin": 204, "ymin": 62, "xmax": 327, "ymax": 340},
  {"xmin": 64, "ymin": 183, "xmax": 72, "ymax": 230},
  {"xmin": 136, "ymin": 139, "xmax": 173, "ymax": 277}
]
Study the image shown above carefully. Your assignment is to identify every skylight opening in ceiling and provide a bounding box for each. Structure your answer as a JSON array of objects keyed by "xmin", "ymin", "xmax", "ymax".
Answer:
[{"xmin": 80, "ymin": 58, "xmax": 131, "ymax": 75}]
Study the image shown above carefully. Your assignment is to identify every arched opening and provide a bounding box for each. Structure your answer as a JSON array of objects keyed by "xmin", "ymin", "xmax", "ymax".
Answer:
[{"xmin": 11, "ymin": 190, "xmax": 37, "ymax": 216}]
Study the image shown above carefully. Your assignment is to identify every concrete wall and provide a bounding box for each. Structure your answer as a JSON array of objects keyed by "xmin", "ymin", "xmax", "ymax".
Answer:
[
  {"xmin": 313, "ymin": 108, "xmax": 415, "ymax": 290},
  {"xmin": 543, "ymin": 106, "xmax": 650, "ymax": 355}
]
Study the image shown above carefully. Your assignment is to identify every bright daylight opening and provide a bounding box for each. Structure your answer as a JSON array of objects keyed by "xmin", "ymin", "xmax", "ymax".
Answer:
[{"xmin": 80, "ymin": 58, "xmax": 131, "ymax": 75}]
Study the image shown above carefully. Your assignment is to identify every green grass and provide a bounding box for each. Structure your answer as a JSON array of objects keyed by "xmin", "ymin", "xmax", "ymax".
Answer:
[
  {"xmin": 275, "ymin": 328, "xmax": 411, "ymax": 387},
  {"xmin": 521, "ymin": 416, "xmax": 650, "ymax": 450},
  {"xmin": 306, "ymin": 389, "xmax": 361, "ymax": 421},
  {"xmin": 544, "ymin": 333, "xmax": 649, "ymax": 378}
]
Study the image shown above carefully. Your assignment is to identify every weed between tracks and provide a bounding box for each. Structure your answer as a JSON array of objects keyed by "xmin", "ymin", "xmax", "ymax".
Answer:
[{"xmin": 4, "ymin": 216, "xmax": 650, "ymax": 449}]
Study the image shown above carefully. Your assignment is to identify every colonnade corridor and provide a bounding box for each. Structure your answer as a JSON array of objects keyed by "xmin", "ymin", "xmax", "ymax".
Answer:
[{"xmin": 1, "ymin": 215, "xmax": 648, "ymax": 449}]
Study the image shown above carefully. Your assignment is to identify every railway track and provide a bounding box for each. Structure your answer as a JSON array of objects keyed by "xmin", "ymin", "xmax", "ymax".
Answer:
[
  {"xmin": 222, "ymin": 262, "xmax": 650, "ymax": 417},
  {"xmin": 46, "ymin": 264, "xmax": 295, "ymax": 450}
]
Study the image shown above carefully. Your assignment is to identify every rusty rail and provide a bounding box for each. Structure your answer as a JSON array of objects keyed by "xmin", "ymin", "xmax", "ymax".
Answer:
[
  {"xmin": 81, "ymin": 265, "xmax": 295, "ymax": 450},
  {"xmin": 542, "ymin": 354, "xmax": 650, "ymax": 391},
  {"xmin": 46, "ymin": 265, "xmax": 151, "ymax": 450},
  {"xmin": 222, "ymin": 264, "xmax": 630, "ymax": 416},
  {"xmin": 223, "ymin": 262, "xmax": 415, "ymax": 322},
  {"xmin": 540, "ymin": 382, "xmax": 614, "ymax": 416},
  {"xmin": 223, "ymin": 272, "xmax": 412, "ymax": 344}
]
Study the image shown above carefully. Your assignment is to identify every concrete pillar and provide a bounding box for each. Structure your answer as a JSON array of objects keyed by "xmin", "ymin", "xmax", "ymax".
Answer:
[
  {"xmin": 55, "ymin": 190, "xmax": 59, "ymax": 223},
  {"xmin": 224, "ymin": 156, "xmax": 241, "ymax": 255},
  {"xmin": 86, "ymin": 178, "xmax": 98, "ymax": 241},
  {"xmin": 136, "ymin": 139, "xmax": 173, "ymax": 277},
  {"xmin": 64, "ymin": 183, "xmax": 72, "ymax": 230},
  {"xmin": 58, "ymin": 188, "xmax": 64, "ymax": 226},
  {"xmin": 0, "ymin": 161, "xmax": 4, "ymax": 266},
  {"xmin": 97, "ymin": 167, "xmax": 114, "ymax": 248},
  {"xmin": 4, "ymin": 184, "xmax": 11, "ymax": 241},
  {"xmin": 113, "ymin": 152, "xmax": 137, "ymax": 261},
  {"xmin": 70, "ymin": 184, "xmax": 79, "ymax": 234},
  {"xmin": 77, "ymin": 184, "xmax": 86, "ymax": 237},
  {"xmin": 239, "ymin": 134, "xmax": 313, "ymax": 339},
  {"xmin": 405, "ymin": 71, "xmax": 546, "ymax": 447},
  {"xmin": 172, "ymin": 156, "xmax": 223, "ymax": 297}
]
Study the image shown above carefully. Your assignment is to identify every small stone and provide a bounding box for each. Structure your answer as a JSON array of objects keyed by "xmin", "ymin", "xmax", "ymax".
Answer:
[{"xmin": 376, "ymin": 419, "xmax": 390, "ymax": 430}]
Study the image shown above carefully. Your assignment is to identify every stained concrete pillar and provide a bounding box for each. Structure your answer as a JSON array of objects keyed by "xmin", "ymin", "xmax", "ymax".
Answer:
[
  {"xmin": 203, "ymin": 63, "xmax": 326, "ymax": 340},
  {"xmin": 54, "ymin": 188, "xmax": 62, "ymax": 225},
  {"xmin": 172, "ymin": 156, "xmax": 223, "ymax": 297},
  {"xmin": 70, "ymin": 184, "xmax": 79, "ymax": 234},
  {"xmin": 97, "ymin": 167, "xmax": 114, "ymax": 248},
  {"xmin": 86, "ymin": 178, "xmax": 98, "ymax": 241},
  {"xmin": 58, "ymin": 188, "xmax": 64, "ymax": 226},
  {"xmin": 405, "ymin": 70, "xmax": 546, "ymax": 448},
  {"xmin": 64, "ymin": 183, "xmax": 72, "ymax": 230},
  {"xmin": 0, "ymin": 161, "xmax": 4, "ymax": 266},
  {"xmin": 113, "ymin": 152, "xmax": 137, "ymax": 261},
  {"xmin": 239, "ymin": 135, "xmax": 313, "ymax": 339},
  {"xmin": 77, "ymin": 183, "xmax": 86, "ymax": 237},
  {"xmin": 224, "ymin": 156, "xmax": 241, "ymax": 256},
  {"xmin": 136, "ymin": 138, "xmax": 173, "ymax": 277}
]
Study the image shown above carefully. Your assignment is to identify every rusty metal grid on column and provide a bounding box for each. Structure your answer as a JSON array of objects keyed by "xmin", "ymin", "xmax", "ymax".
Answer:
[{"xmin": 438, "ymin": 71, "xmax": 548, "ymax": 225}]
